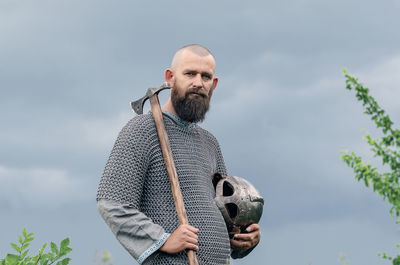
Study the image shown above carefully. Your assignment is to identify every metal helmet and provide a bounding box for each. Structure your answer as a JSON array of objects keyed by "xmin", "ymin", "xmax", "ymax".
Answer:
[{"xmin": 213, "ymin": 173, "xmax": 264, "ymax": 236}]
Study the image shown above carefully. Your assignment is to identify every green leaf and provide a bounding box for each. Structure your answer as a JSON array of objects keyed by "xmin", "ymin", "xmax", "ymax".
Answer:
[
  {"xmin": 393, "ymin": 255, "xmax": 400, "ymax": 265},
  {"xmin": 60, "ymin": 238, "xmax": 69, "ymax": 251},
  {"xmin": 63, "ymin": 247, "xmax": 72, "ymax": 256},
  {"xmin": 10, "ymin": 243, "xmax": 20, "ymax": 253},
  {"xmin": 21, "ymin": 243, "xmax": 29, "ymax": 252},
  {"xmin": 39, "ymin": 243, "xmax": 47, "ymax": 255},
  {"xmin": 47, "ymin": 252, "xmax": 55, "ymax": 261},
  {"xmin": 22, "ymin": 250, "xmax": 29, "ymax": 259},
  {"xmin": 56, "ymin": 258, "xmax": 71, "ymax": 265},
  {"xmin": 25, "ymin": 237, "xmax": 34, "ymax": 244},
  {"xmin": 59, "ymin": 238, "xmax": 71, "ymax": 256},
  {"xmin": 41, "ymin": 259, "xmax": 49, "ymax": 265},
  {"xmin": 50, "ymin": 242, "xmax": 58, "ymax": 255},
  {"xmin": 5, "ymin": 253, "xmax": 19, "ymax": 263}
]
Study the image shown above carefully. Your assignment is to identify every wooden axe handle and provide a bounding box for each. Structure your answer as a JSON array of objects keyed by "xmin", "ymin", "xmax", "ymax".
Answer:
[{"xmin": 149, "ymin": 94, "xmax": 199, "ymax": 265}]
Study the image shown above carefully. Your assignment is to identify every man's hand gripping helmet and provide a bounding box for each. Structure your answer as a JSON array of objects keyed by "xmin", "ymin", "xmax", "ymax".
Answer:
[{"xmin": 212, "ymin": 173, "xmax": 264, "ymax": 238}]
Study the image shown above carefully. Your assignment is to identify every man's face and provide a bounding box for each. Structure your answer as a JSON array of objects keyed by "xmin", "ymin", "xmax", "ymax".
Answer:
[{"xmin": 170, "ymin": 51, "xmax": 217, "ymax": 123}]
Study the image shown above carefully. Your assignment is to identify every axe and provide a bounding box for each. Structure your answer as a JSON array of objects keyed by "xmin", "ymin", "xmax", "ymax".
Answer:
[{"xmin": 131, "ymin": 83, "xmax": 199, "ymax": 265}]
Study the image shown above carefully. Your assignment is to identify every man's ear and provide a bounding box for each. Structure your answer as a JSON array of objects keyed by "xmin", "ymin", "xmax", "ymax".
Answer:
[
  {"xmin": 210, "ymin": 77, "xmax": 218, "ymax": 94},
  {"xmin": 165, "ymin": 69, "xmax": 175, "ymax": 88}
]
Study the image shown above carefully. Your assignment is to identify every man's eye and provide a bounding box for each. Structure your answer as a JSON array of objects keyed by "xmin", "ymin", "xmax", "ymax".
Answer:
[
  {"xmin": 202, "ymin": 75, "xmax": 211, "ymax": 80},
  {"xmin": 185, "ymin": 72, "xmax": 195, "ymax": 76}
]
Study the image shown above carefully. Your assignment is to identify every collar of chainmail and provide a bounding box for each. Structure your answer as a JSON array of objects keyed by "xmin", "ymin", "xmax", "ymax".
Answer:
[{"xmin": 161, "ymin": 110, "xmax": 197, "ymax": 129}]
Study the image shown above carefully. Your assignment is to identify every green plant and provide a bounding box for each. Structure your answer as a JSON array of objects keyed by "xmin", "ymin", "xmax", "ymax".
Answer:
[
  {"xmin": 338, "ymin": 252, "xmax": 350, "ymax": 265},
  {"xmin": 0, "ymin": 228, "xmax": 72, "ymax": 265},
  {"xmin": 341, "ymin": 70, "xmax": 400, "ymax": 264},
  {"xmin": 93, "ymin": 250, "xmax": 114, "ymax": 265}
]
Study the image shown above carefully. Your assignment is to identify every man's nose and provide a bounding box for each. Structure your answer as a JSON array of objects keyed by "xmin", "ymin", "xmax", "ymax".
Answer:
[{"xmin": 193, "ymin": 74, "xmax": 203, "ymax": 88}]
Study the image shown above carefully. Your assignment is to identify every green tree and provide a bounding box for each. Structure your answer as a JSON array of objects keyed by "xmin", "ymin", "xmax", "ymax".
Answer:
[
  {"xmin": 341, "ymin": 70, "xmax": 400, "ymax": 264},
  {"xmin": 0, "ymin": 228, "xmax": 72, "ymax": 265}
]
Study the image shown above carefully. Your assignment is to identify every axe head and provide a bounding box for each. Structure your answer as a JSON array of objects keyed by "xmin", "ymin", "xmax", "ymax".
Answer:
[{"xmin": 131, "ymin": 82, "xmax": 171, "ymax": 114}]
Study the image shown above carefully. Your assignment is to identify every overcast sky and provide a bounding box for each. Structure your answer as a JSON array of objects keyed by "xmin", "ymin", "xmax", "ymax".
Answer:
[{"xmin": 1, "ymin": 1, "xmax": 400, "ymax": 264}]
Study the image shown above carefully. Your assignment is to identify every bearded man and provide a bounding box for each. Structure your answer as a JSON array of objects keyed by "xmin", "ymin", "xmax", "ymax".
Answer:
[{"xmin": 96, "ymin": 44, "xmax": 260, "ymax": 265}]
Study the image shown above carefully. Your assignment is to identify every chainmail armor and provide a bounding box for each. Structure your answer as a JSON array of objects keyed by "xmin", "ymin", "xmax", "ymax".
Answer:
[{"xmin": 97, "ymin": 113, "xmax": 231, "ymax": 265}]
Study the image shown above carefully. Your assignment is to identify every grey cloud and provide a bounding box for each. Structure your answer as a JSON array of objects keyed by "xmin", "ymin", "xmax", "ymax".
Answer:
[{"xmin": 0, "ymin": 164, "xmax": 91, "ymax": 209}]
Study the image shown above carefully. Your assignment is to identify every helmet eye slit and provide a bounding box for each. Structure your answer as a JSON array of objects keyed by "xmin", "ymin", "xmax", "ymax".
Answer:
[
  {"xmin": 222, "ymin": 181, "xmax": 234, "ymax": 196},
  {"xmin": 225, "ymin": 203, "xmax": 238, "ymax": 219}
]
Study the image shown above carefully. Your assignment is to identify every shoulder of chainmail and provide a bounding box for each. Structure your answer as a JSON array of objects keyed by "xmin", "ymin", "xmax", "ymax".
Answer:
[{"xmin": 96, "ymin": 113, "xmax": 157, "ymax": 204}]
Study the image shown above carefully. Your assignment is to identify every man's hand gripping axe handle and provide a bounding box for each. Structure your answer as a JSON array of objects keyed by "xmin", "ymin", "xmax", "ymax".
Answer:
[{"xmin": 131, "ymin": 83, "xmax": 199, "ymax": 265}]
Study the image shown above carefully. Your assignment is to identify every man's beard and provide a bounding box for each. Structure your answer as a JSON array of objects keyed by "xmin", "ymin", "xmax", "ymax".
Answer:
[{"xmin": 171, "ymin": 84, "xmax": 212, "ymax": 123}]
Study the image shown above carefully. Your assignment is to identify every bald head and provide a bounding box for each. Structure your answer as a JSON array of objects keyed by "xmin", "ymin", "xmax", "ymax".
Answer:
[{"xmin": 171, "ymin": 44, "xmax": 216, "ymax": 71}]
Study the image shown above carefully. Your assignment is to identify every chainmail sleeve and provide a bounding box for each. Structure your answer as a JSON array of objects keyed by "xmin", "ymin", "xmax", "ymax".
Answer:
[
  {"xmin": 97, "ymin": 115, "xmax": 169, "ymax": 263},
  {"xmin": 97, "ymin": 115, "xmax": 152, "ymax": 205}
]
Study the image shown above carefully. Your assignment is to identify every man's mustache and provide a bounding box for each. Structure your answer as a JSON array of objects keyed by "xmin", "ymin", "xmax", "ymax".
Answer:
[{"xmin": 186, "ymin": 88, "xmax": 208, "ymax": 98}]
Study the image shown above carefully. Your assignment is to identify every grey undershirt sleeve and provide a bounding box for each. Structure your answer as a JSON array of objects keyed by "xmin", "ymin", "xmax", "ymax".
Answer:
[{"xmin": 97, "ymin": 199, "xmax": 170, "ymax": 264}]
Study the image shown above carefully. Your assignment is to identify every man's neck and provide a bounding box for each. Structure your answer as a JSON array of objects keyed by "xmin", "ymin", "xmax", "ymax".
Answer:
[{"xmin": 162, "ymin": 99, "xmax": 178, "ymax": 116}]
